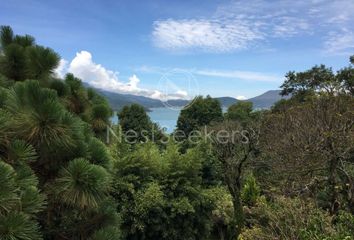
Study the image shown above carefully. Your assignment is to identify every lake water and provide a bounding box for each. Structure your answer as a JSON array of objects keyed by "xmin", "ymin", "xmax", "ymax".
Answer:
[{"xmin": 111, "ymin": 108, "xmax": 181, "ymax": 133}]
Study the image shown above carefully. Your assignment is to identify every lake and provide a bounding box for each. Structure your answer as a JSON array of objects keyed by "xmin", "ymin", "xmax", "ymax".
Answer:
[{"xmin": 111, "ymin": 107, "xmax": 181, "ymax": 133}]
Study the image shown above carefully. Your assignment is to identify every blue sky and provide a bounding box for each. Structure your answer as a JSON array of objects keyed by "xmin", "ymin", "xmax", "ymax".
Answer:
[{"xmin": 1, "ymin": 0, "xmax": 354, "ymax": 99}]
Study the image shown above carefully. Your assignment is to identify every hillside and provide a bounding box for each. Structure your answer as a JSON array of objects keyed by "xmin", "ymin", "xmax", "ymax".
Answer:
[
  {"xmin": 247, "ymin": 90, "xmax": 289, "ymax": 109},
  {"xmin": 93, "ymin": 86, "xmax": 286, "ymax": 110}
]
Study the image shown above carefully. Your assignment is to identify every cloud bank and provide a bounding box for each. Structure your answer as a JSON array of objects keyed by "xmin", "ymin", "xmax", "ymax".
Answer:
[
  {"xmin": 152, "ymin": 0, "xmax": 354, "ymax": 54},
  {"xmin": 153, "ymin": 19, "xmax": 263, "ymax": 52},
  {"xmin": 56, "ymin": 51, "xmax": 191, "ymax": 100}
]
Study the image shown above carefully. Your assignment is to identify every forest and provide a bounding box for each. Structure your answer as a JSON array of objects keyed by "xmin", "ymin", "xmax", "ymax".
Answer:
[{"xmin": 0, "ymin": 26, "xmax": 353, "ymax": 240}]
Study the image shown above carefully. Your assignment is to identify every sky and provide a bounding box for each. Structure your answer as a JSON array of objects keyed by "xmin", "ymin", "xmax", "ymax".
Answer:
[{"xmin": 1, "ymin": 0, "xmax": 354, "ymax": 100}]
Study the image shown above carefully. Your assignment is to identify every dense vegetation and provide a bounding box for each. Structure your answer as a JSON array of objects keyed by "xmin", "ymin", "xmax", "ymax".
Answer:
[{"xmin": 0, "ymin": 26, "xmax": 353, "ymax": 240}]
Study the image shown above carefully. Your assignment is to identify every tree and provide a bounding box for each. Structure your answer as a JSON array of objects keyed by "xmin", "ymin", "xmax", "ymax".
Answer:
[
  {"xmin": 225, "ymin": 101, "xmax": 253, "ymax": 124},
  {"xmin": 0, "ymin": 158, "xmax": 44, "ymax": 240},
  {"xmin": 25, "ymin": 45, "xmax": 60, "ymax": 81},
  {"xmin": 176, "ymin": 95, "xmax": 223, "ymax": 139},
  {"xmin": 0, "ymin": 25, "xmax": 59, "ymax": 82},
  {"xmin": 239, "ymin": 196, "xmax": 350, "ymax": 240},
  {"xmin": 0, "ymin": 26, "xmax": 14, "ymax": 50},
  {"xmin": 54, "ymin": 158, "xmax": 111, "ymax": 209},
  {"xmin": 118, "ymin": 104, "xmax": 156, "ymax": 144},
  {"xmin": 111, "ymin": 143, "xmax": 216, "ymax": 239},
  {"xmin": 0, "ymin": 26, "xmax": 119, "ymax": 240},
  {"xmin": 210, "ymin": 120, "xmax": 260, "ymax": 239},
  {"xmin": 64, "ymin": 73, "xmax": 89, "ymax": 114},
  {"xmin": 261, "ymin": 95, "xmax": 354, "ymax": 214},
  {"xmin": 281, "ymin": 56, "xmax": 354, "ymax": 97},
  {"xmin": 336, "ymin": 56, "xmax": 354, "ymax": 96}
]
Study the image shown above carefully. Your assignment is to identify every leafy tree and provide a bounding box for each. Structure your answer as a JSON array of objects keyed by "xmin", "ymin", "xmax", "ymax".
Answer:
[
  {"xmin": 336, "ymin": 56, "xmax": 354, "ymax": 96},
  {"xmin": 118, "ymin": 104, "xmax": 163, "ymax": 144},
  {"xmin": 241, "ymin": 174, "xmax": 261, "ymax": 207},
  {"xmin": 203, "ymin": 187, "xmax": 234, "ymax": 240},
  {"xmin": 240, "ymin": 197, "xmax": 346, "ymax": 240},
  {"xmin": 281, "ymin": 56, "xmax": 354, "ymax": 98},
  {"xmin": 225, "ymin": 101, "xmax": 253, "ymax": 124},
  {"xmin": 210, "ymin": 120, "xmax": 260, "ymax": 240},
  {"xmin": 261, "ymin": 95, "xmax": 354, "ymax": 214},
  {"xmin": 111, "ymin": 143, "xmax": 216, "ymax": 239},
  {"xmin": 176, "ymin": 95, "xmax": 223, "ymax": 139}
]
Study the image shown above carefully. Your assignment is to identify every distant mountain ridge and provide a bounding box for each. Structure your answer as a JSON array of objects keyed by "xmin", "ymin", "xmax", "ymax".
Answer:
[
  {"xmin": 248, "ymin": 90, "xmax": 290, "ymax": 109},
  {"xmin": 88, "ymin": 84, "xmax": 287, "ymax": 110}
]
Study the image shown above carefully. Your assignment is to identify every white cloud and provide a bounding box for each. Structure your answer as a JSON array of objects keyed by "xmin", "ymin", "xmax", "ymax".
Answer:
[
  {"xmin": 56, "ymin": 51, "xmax": 164, "ymax": 99},
  {"xmin": 54, "ymin": 59, "xmax": 68, "ymax": 78},
  {"xmin": 152, "ymin": 0, "xmax": 354, "ymax": 54},
  {"xmin": 272, "ymin": 17, "xmax": 310, "ymax": 37},
  {"xmin": 153, "ymin": 19, "xmax": 263, "ymax": 52},
  {"xmin": 324, "ymin": 29, "xmax": 354, "ymax": 55},
  {"xmin": 68, "ymin": 51, "xmax": 144, "ymax": 94},
  {"xmin": 236, "ymin": 96, "xmax": 247, "ymax": 100},
  {"xmin": 175, "ymin": 90, "xmax": 188, "ymax": 97},
  {"xmin": 55, "ymin": 51, "xmax": 197, "ymax": 100}
]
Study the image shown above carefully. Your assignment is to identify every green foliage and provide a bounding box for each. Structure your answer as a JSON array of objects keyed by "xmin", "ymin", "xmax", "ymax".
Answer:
[
  {"xmin": 0, "ymin": 43, "xmax": 27, "ymax": 80},
  {"xmin": 0, "ymin": 26, "xmax": 59, "ymax": 82},
  {"xmin": 49, "ymin": 78, "xmax": 70, "ymax": 97},
  {"xmin": 0, "ymin": 212, "xmax": 42, "ymax": 240},
  {"xmin": 7, "ymin": 139, "xmax": 37, "ymax": 163},
  {"xmin": 4, "ymin": 80, "xmax": 80, "ymax": 151},
  {"xmin": 90, "ymin": 226, "xmax": 122, "ymax": 240},
  {"xmin": 203, "ymin": 187, "xmax": 235, "ymax": 239},
  {"xmin": 334, "ymin": 211, "xmax": 354, "ymax": 238},
  {"xmin": 0, "ymin": 161, "xmax": 19, "ymax": 215},
  {"xmin": 88, "ymin": 137, "xmax": 112, "ymax": 168},
  {"xmin": 118, "ymin": 104, "xmax": 152, "ymax": 142},
  {"xmin": 0, "ymin": 26, "xmax": 116, "ymax": 240},
  {"xmin": 0, "ymin": 26, "xmax": 14, "ymax": 49},
  {"xmin": 177, "ymin": 95, "xmax": 223, "ymax": 138},
  {"xmin": 241, "ymin": 197, "xmax": 338, "ymax": 240},
  {"xmin": 0, "ymin": 74, "xmax": 13, "ymax": 88},
  {"xmin": 111, "ymin": 143, "xmax": 216, "ymax": 239},
  {"xmin": 241, "ymin": 174, "xmax": 261, "ymax": 207},
  {"xmin": 225, "ymin": 101, "xmax": 253, "ymax": 123},
  {"xmin": 25, "ymin": 45, "xmax": 60, "ymax": 80},
  {"xmin": 0, "ymin": 161, "xmax": 44, "ymax": 240},
  {"xmin": 54, "ymin": 158, "xmax": 111, "ymax": 209},
  {"xmin": 280, "ymin": 58, "xmax": 354, "ymax": 97},
  {"xmin": 91, "ymin": 103, "xmax": 111, "ymax": 132}
]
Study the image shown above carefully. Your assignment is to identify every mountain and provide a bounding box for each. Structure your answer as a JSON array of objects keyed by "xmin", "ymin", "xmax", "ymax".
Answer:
[
  {"xmin": 92, "ymin": 88, "xmax": 163, "ymax": 110},
  {"xmin": 216, "ymin": 97, "xmax": 238, "ymax": 108},
  {"xmin": 247, "ymin": 90, "xmax": 289, "ymax": 109},
  {"xmin": 88, "ymin": 84, "xmax": 287, "ymax": 111}
]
